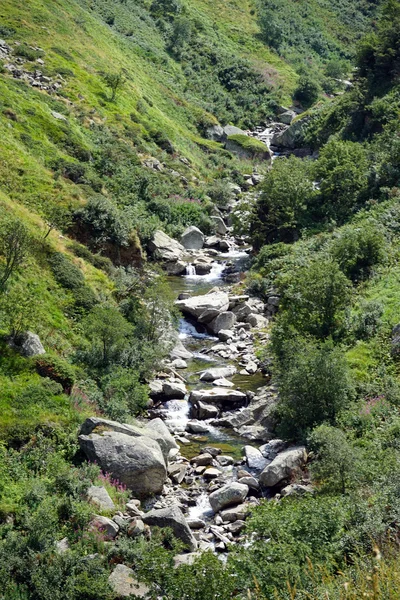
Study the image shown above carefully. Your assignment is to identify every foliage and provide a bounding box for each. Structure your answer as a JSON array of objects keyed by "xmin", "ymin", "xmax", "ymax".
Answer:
[
  {"xmin": 74, "ymin": 195, "xmax": 131, "ymax": 250},
  {"xmin": 99, "ymin": 367, "xmax": 148, "ymax": 421},
  {"xmin": 0, "ymin": 219, "xmax": 31, "ymax": 291},
  {"xmin": 100, "ymin": 70, "xmax": 125, "ymax": 102},
  {"xmin": 294, "ymin": 72, "xmax": 321, "ymax": 108}
]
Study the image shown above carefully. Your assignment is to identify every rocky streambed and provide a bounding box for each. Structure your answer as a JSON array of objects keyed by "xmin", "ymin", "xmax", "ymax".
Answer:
[{"xmin": 77, "ymin": 234, "xmax": 312, "ymax": 570}]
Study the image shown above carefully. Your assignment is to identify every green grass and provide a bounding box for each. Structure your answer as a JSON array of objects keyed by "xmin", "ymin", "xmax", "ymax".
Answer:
[{"xmin": 227, "ymin": 133, "xmax": 270, "ymax": 154}]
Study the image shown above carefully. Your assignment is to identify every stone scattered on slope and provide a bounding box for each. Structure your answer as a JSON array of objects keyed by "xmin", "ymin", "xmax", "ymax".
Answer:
[
  {"xmin": 87, "ymin": 486, "xmax": 115, "ymax": 511},
  {"xmin": 108, "ymin": 564, "xmax": 150, "ymax": 598},
  {"xmin": 15, "ymin": 331, "xmax": 46, "ymax": 357},
  {"xmin": 143, "ymin": 505, "xmax": 197, "ymax": 551},
  {"xmin": 90, "ymin": 515, "xmax": 119, "ymax": 539},
  {"xmin": 259, "ymin": 446, "xmax": 307, "ymax": 487}
]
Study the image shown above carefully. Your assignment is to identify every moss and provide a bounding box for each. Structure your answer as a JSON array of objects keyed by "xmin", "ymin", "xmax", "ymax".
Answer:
[{"xmin": 227, "ymin": 134, "xmax": 269, "ymax": 154}]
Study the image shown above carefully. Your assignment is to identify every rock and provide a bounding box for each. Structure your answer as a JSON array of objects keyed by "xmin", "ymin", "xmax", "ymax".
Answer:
[
  {"xmin": 238, "ymin": 476, "xmax": 259, "ymax": 490},
  {"xmin": 272, "ymin": 118, "xmax": 307, "ymax": 149},
  {"xmin": 176, "ymin": 292, "xmax": 230, "ymax": 320},
  {"xmin": 201, "ymin": 446, "xmax": 222, "ymax": 457},
  {"xmin": 213, "ymin": 378, "xmax": 234, "ymax": 388},
  {"xmin": 217, "ymin": 455, "xmax": 234, "ymax": 466},
  {"xmin": 211, "ymin": 216, "xmax": 227, "ymax": 235},
  {"xmin": 55, "ymin": 537, "xmax": 69, "ymax": 554},
  {"xmin": 170, "ymin": 340, "xmax": 193, "ymax": 360},
  {"xmin": 186, "ymin": 420, "xmax": 209, "ymax": 434},
  {"xmin": 90, "ymin": 515, "xmax": 119, "ymax": 539},
  {"xmin": 280, "ymin": 483, "xmax": 314, "ymax": 497},
  {"xmin": 181, "ymin": 226, "xmax": 204, "ymax": 250},
  {"xmin": 79, "ymin": 430, "xmax": 166, "ymax": 498},
  {"xmin": 245, "ymin": 361, "xmax": 258, "ymax": 374},
  {"xmin": 15, "ymin": 331, "xmax": 46, "ymax": 357},
  {"xmin": 204, "ymin": 467, "xmax": 221, "ymax": 479},
  {"xmin": 163, "ymin": 381, "xmax": 187, "ymax": 399},
  {"xmin": 143, "ymin": 506, "xmax": 197, "ymax": 551},
  {"xmin": 51, "ymin": 110, "xmax": 67, "ymax": 121},
  {"xmin": 220, "ymin": 503, "xmax": 250, "ymax": 522},
  {"xmin": 218, "ymin": 330, "xmax": 234, "ymax": 342},
  {"xmin": 149, "ymin": 380, "xmax": 163, "ymax": 397},
  {"xmin": 198, "ymin": 308, "xmax": 221, "ymax": 324},
  {"xmin": 168, "ymin": 463, "xmax": 188, "ymax": 484},
  {"xmin": 209, "ymin": 312, "xmax": 236, "ymax": 334},
  {"xmin": 226, "ymin": 138, "xmax": 270, "ymax": 161},
  {"xmin": 189, "ymin": 389, "xmax": 246, "ymax": 406},
  {"xmin": 259, "ymin": 439, "xmax": 286, "ymax": 460},
  {"xmin": 244, "ymin": 446, "xmax": 269, "ymax": 471},
  {"xmin": 174, "ymin": 552, "xmax": 202, "ymax": 567},
  {"xmin": 164, "ymin": 260, "xmax": 187, "ymax": 276},
  {"xmin": 127, "ymin": 518, "xmax": 145, "ymax": 538},
  {"xmin": 237, "ymin": 425, "xmax": 272, "ymax": 442},
  {"xmin": 87, "ymin": 486, "xmax": 115, "ymax": 511},
  {"xmin": 108, "ymin": 564, "xmax": 150, "ymax": 598},
  {"xmin": 186, "ymin": 518, "xmax": 205, "ymax": 530},
  {"xmin": 194, "ymin": 260, "xmax": 213, "ymax": 275},
  {"xmin": 148, "ymin": 230, "xmax": 185, "ymax": 263},
  {"xmin": 278, "ymin": 110, "xmax": 296, "ymax": 125},
  {"xmin": 126, "ymin": 501, "xmax": 144, "ymax": 517},
  {"xmin": 204, "ymin": 235, "xmax": 222, "ymax": 248},
  {"xmin": 190, "ymin": 453, "xmax": 214, "ymax": 466},
  {"xmin": 259, "ymin": 446, "xmax": 307, "ymax": 487},
  {"xmin": 223, "ymin": 125, "xmax": 246, "ymax": 138},
  {"xmin": 209, "ymin": 482, "xmax": 249, "ymax": 513},
  {"xmin": 171, "ymin": 359, "xmax": 187, "ymax": 369},
  {"xmin": 205, "ymin": 124, "xmax": 225, "ymax": 142},
  {"xmin": 228, "ymin": 520, "xmax": 246, "ymax": 534},
  {"xmin": 200, "ymin": 366, "xmax": 237, "ymax": 381},
  {"xmin": 193, "ymin": 400, "xmax": 219, "ymax": 420},
  {"xmin": 246, "ymin": 314, "xmax": 268, "ymax": 328}
]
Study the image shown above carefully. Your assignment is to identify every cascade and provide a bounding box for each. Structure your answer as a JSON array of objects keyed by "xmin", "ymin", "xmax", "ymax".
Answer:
[{"xmin": 185, "ymin": 263, "xmax": 196, "ymax": 276}]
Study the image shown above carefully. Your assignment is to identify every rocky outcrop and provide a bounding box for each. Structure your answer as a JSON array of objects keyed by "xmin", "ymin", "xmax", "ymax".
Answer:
[
  {"xmin": 143, "ymin": 506, "xmax": 197, "ymax": 551},
  {"xmin": 209, "ymin": 311, "xmax": 236, "ymax": 334},
  {"xmin": 259, "ymin": 446, "xmax": 307, "ymax": 487},
  {"xmin": 181, "ymin": 226, "xmax": 204, "ymax": 250},
  {"xmin": 148, "ymin": 230, "xmax": 186, "ymax": 274},
  {"xmin": 209, "ymin": 483, "xmax": 249, "ymax": 513}
]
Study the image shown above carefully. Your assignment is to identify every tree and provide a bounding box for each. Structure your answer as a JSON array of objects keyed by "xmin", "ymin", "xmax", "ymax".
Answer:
[
  {"xmin": 100, "ymin": 70, "xmax": 125, "ymax": 102},
  {"xmin": 276, "ymin": 340, "xmax": 354, "ymax": 439},
  {"xmin": 82, "ymin": 304, "xmax": 133, "ymax": 366},
  {"xmin": 294, "ymin": 73, "xmax": 321, "ymax": 108},
  {"xmin": 313, "ymin": 138, "xmax": 369, "ymax": 223},
  {"xmin": 250, "ymin": 156, "xmax": 316, "ymax": 249},
  {"xmin": 281, "ymin": 258, "xmax": 352, "ymax": 339},
  {"xmin": 0, "ymin": 219, "xmax": 31, "ymax": 291},
  {"xmin": 0, "ymin": 281, "xmax": 40, "ymax": 339},
  {"xmin": 309, "ymin": 425, "xmax": 359, "ymax": 494},
  {"xmin": 42, "ymin": 205, "xmax": 72, "ymax": 240}
]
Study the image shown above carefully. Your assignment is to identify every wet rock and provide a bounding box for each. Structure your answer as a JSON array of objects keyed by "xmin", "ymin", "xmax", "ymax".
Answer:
[
  {"xmin": 186, "ymin": 420, "xmax": 209, "ymax": 434},
  {"xmin": 260, "ymin": 446, "xmax": 307, "ymax": 487},
  {"xmin": 192, "ymin": 400, "xmax": 219, "ymax": 420},
  {"xmin": 143, "ymin": 505, "xmax": 197, "ymax": 551},
  {"xmin": 244, "ymin": 446, "xmax": 269, "ymax": 471},
  {"xmin": 163, "ymin": 381, "xmax": 187, "ymax": 399},
  {"xmin": 87, "ymin": 486, "xmax": 115, "ymax": 511},
  {"xmin": 108, "ymin": 564, "xmax": 150, "ymax": 598},
  {"xmin": 181, "ymin": 226, "xmax": 204, "ymax": 250},
  {"xmin": 209, "ymin": 482, "xmax": 249, "ymax": 513},
  {"xmin": 200, "ymin": 366, "xmax": 237, "ymax": 381}
]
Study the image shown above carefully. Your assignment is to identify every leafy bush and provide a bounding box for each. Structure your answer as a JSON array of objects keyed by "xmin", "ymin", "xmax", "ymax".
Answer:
[
  {"xmin": 294, "ymin": 73, "xmax": 321, "ymax": 107},
  {"xmin": 329, "ymin": 224, "xmax": 387, "ymax": 281},
  {"xmin": 35, "ymin": 355, "xmax": 76, "ymax": 394},
  {"xmin": 99, "ymin": 367, "xmax": 148, "ymax": 420},
  {"xmin": 74, "ymin": 195, "xmax": 131, "ymax": 249},
  {"xmin": 49, "ymin": 253, "xmax": 97, "ymax": 311},
  {"xmin": 81, "ymin": 304, "xmax": 133, "ymax": 367}
]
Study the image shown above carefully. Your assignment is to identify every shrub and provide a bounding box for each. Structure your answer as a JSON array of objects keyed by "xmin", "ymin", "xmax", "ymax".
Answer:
[
  {"xmin": 294, "ymin": 73, "xmax": 321, "ymax": 108},
  {"xmin": 35, "ymin": 356, "xmax": 76, "ymax": 394},
  {"xmin": 81, "ymin": 304, "xmax": 133, "ymax": 367},
  {"xmin": 74, "ymin": 195, "xmax": 131, "ymax": 249},
  {"xmin": 100, "ymin": 367, "xmax": 148, "ymax": 420},
  {"xmin": 0, "ymin": 218, "xmax": 31, "ymax": 290},
  {"xmin": 329, "ymin": 224, "xmax": 386, "ymax": 281},
  {"xmin": 49, "ymin": 252, "xmax": 97, "ymax": 311}
]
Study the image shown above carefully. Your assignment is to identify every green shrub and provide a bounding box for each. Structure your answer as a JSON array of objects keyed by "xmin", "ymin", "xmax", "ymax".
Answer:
[
  {"xmin": 294, "ymin": 73, "xmax": 321, "ymax": 108},
  {"xmin": 329, "ymin": 224, "xmax": 387, "ymax": 281},
  {"xmin": 14, "ymin": 44, "xmax": 44, "ymax": 61},
  {"xmin": 35, "ymin": 356, "xmax": 76, "ymax": 394},
  {"xmin": 74, "ymin": 195, "xmax": 131, "ymax": 249},
  {"xmin": 100, "ymin": 367, "xmax": 148, "ymax": 420}
]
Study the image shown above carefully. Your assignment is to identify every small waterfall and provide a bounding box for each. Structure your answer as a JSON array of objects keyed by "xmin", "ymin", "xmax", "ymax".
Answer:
[
  {"xmin": 189, "ymin": 492, "xmax": 214, "ymax": 521},
  {"xmin": 185, "ymin": 264, "xmax": 196, "ymax": 276}
]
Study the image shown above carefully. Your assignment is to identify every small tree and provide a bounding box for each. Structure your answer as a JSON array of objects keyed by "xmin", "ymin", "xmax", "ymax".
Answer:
[
  {"xmin": 294, "ymin": 73, "xmax": 320, "ymax": 108},
  {"xmin": 42, "ymin": 204, "xmax": 72, "ymax": 240},
  {"xmin": 100, "ymin": 70, "xmax": 125, "ymax": 102},
  {"xmin": 0, "ymin": 281, "xmax": 40, "ymax": 339},
  {"xmin": 0, "ymin": 218, "xmax": 31, "ymax": 291},
  {"xmin": 82, "ymin": 304, "xmax": 133, "ymax": 366},
  {"xmin": 309, "ymin": 425, "xmax": 359, "ymax": 494}
]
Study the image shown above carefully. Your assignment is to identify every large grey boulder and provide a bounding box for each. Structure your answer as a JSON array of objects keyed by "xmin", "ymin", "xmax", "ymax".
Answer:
[
  {"xmin": 90, "ymin": 515, "xmax": 119, "ymax": 539},
  {"xmin": 200, "ymin": 366, "xmax": 237, "ymax": 381},
  {"xmin": 79, "ymin": 430, "xmax": 166, "ymax": 498},
  {"xmin": 170, "ymin": 340, "xmax": 193, "ymax": 360},
  {"xmin": 143, "ymin": 506, "xmax": 197, "ymax": 551},
  {"xmin": 205, "ymin": 124, "xmax": 225, "ymax": 142},
  {"xmin": 259, "ymin": 446, "xmax": 307, "ymax": 487},
  {"xmin": 211, "ymin": 216, "xmax": 227, "ymax": 235},
  {"xmin": 244, "ymin": 446, "xmax": 269, "ymax": 471},
  {"xmin": 108, "ymin": 564, "xmax": 150, "ymax": 598},
  {"xmin": 175, "ymin": 292, "xmax": 230, "ymax": 319},
  {"xmin": 272, "ymin": 118, "xmax": 307, "ymax": 149},
  {"xmin": 192, "ymin": 400, "xmax": 219, "ymax": 420},
  {"xmin": 209, "ymin": 311, "xmax": 236, "ymax": 334},
  {"xmin": 189, "ymin": 388, "xmax": 246, "ymax": 406},
  {"xmin": 79, "ymin": 417, "xmax": 178, "ymax": 461},
  {"xmin": 209, "ymin": 482, "xmax": 249, "ymax": 513},
  {"xmin": 278, "ymin": 110, "xmax": 296, "ymax": 125},
  {"xmin": 16, "ymin": 332, "xmax": 46, "ymax": 357},
  {"xmin": 162, "ymin": 381, "xmax": 187, "ymax": 399},
  {"xmin": 87, "ymin": 486, "xmax": 115, "ymax": 511},
  {"xmin": 223, "ymin": 125, "xmax": 246, "ymax": 138},
  {"xmin": 181, "ymin": 226, "xmax": 204, "ymax": 250},
  {"xmin": 148, "ymin": 230, "xmax": 185, "ymax": 262}
]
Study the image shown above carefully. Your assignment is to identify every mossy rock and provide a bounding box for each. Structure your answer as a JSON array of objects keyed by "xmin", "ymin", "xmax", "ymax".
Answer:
[{"xmin": 226, "ymin": 134, "xmax": 271, "ymax": 160}]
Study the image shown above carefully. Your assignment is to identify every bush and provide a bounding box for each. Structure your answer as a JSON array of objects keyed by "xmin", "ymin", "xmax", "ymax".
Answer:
[
  {"xmin": 100, "ymin": 367, "xmax": 149, "ymax": 420},
  {"xmin": 49, "ymin": 252, "xmax": 97, "ymax": 311},
  {"xmin": 81, "ymin": 304, "xmax": 133, "ymax": 367},
  {"xmin": 74, "ymin": 195, "xmax": 131, "ymax": 249},
  {"xmin": 329, "ymin": 224, "xmax": 386, "ymax": 281},
  {"xmin": 294, "ymin": 73, "xmax": 321, "ymax": 108},
  {"xmin": 35, "ymin": 356, "xmax": 75, "ymax": 394}
]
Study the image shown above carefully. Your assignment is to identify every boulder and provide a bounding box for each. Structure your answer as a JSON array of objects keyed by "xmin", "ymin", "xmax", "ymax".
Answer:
[
  {"xmin": 238, "ymin": 476, "xmax": 259, "ymax": 490},
  {"xmin": 244, "ymin": 446, "xmax": 269, "ymax": 471},
  {"xmin": 223, "ymin": 125, "xmax": 246, "ymax": 138},
  {"xmin": 209, "ymin": 482, "xmax": 249, "ymax": 513},
  {"xmin": 189, "ymin": 388, "xmax": 246, "ymax": 406},
  {"xmin": 149, "ymin": 380, "xmax": 163, "ymax": 397},
  {"xmin": 220, "ymin": 503, "xmax": 250, "ymax": 522},
  {"xmin": 272, "ymin": 118, "xmax": 306, "ymax": 149},
  {"xmin": 143, "ymin": 506, "xmax": 197, "ymax": 551},
  {"xmin": 186, "ymin": 420, "xmax": 209, "ymax": 434},
  {"xmin": 211, "ymin": 216, "xmax": 227, "ymax": 235},
  {"xmin": 259, "ymin": 439, "xmax": 286, "ymax": 460},
  {"xmin": 246, "ymin": 314, "xmax": 268, "ymax": 328},
  {"xmin": 16, "ymin": 331, "xmax": 46, "ymax": 357},
  {"xmin": 162, "ymin": 381, "xmax": 187, "ymax": 399},
  {"xmin": 108, "ymin": 564, "xmax": 150, "ymax": 598},
  {"xmin": 79, "ymin": 416, "xmax": 178, "ymax": 461},
  {"xmin": 192, "ymin": 400, "xmax": 219, "ymax": 420},
  {"xmin": 127, "ymin": 518, "xmax": 146, "ymax": 538},
  {"xmin": 175, "ymin": 292, "xmax": 230, "ymax": 319},
  {"xmin": 205, "ymin": 124, "xmax": 225, "ymax": 142},
  {"xmin": 79, "ymin": 430, "xmax": 166, "ymax": 498},
  {"xmin": 90, "ymin": 515, "xmax": 119, "ymax": 539},
  {"xmin": 259, "ymin": 446, "xmax": 307, "ymax": 487},
  {"xmin": 87, "ymin": 486, "xmax": 115, "ymax": 511},
  {"xmin": 186, "ymin": 518, "xmax": 205, "ymax": 530},
  {"xmin": 168, "ymin": 463, "xmax": 188, "ymax": 484},
  {"xmin": 204, "ymin": 467, "xmax": 221, "ymax": 479},
  {"xmin": 148, "ymin": 230, "xmax": 185, "ymax": 263},
  {"xmin": 278, "ymin": 110, "xmax": 296, "ymax": 125},
  {"xmin": 190, "ymin": 453, "xmax": 214, "ymax": 466},
  {"xmin": 181, "ymin": 226, "xmax": 204, "ymax": 250},
  {"xmin": 171, "ymin": 359, "xmax": 187, "ymax": 369},
  {"xmin": 213, "ymin": 378, "xmax": 234, "ymax": 388},
  {"xmin": 209, "ymin": 312, "xmax": 236, "ymax": 334},
  {"xmin": 200, "ymin": 366, "xmax": 237, "ymax": 381},
  {"xmin": 218, "ymin": 330, "xmax": 234, "ymax": 342},
  {"xmin": 170, "ymin": 340, "xmax": 193, "ymax": 360},
  {"xmin": 204, "ymin": 235, "xmax": 222, "ymax": 248}
]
